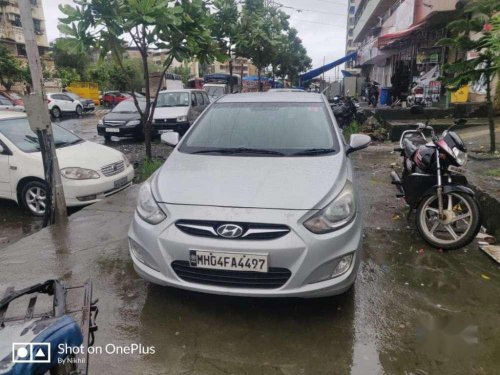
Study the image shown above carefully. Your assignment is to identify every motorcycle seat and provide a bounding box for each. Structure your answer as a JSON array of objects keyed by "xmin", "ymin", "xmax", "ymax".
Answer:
[{"xmin": 402, "ymin": 138, "xmax": 418, "ymax": 158}]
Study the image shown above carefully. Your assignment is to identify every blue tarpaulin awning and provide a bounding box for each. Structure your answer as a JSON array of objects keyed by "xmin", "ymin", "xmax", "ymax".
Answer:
[{"xmin": 299, "ymin": 52, "xmax": 357, "ymax": 82}]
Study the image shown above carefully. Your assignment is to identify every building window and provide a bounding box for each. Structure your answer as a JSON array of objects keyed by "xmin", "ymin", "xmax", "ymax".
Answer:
[
  {"xmin": 10, "ymin": 14, "xmax": 22, "ymax": 28},
  {"xmin": 33, "ymin": 19, "xmax": 42, "ymax": 34},
  {"xmin": 31, "ymin": 0, "xmax": 38, "ymax": 6},
  {"xmin": 349, "ymin": 6, "xmax": 355, "ymax": 14},
  {"xmin": 219, "ymin": 64, "xmax": 225, "ymax": 70},
  {"xmin": 17, "ymin": 44, "xmax": 27, "ymax": 56}
]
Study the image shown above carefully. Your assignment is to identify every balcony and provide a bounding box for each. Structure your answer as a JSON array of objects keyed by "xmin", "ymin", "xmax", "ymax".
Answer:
[{"xmin": 352, "ymin": 0, "xmax": 399, "ymax": 42}]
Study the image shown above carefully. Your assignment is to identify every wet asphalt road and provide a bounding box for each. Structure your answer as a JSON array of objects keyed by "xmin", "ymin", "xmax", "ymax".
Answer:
[{"xmin": 1, "ymin": 138, "xmax": 499, "ymax": 374}]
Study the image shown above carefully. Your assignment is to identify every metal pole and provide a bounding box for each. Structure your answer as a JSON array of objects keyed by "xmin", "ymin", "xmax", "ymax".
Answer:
[{"xmin": 19, "ymin": 0, "xmax": 66, "ymax": 225}]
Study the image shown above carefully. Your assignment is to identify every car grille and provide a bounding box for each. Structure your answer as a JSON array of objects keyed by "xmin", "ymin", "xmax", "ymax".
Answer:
[
  {"xmin": 104, "ymin": 120, "xmax": 126, "ymax": 126},
  {"xmin": 171, "ymin": 261, "xmax": 291, "ymax": 289},
  {"xmin": 175, "ymin": 220, "xmax": 290, "ymax": 240},
  {"xmin": 101, "ymin": 160, "xmax": 125, "ymax": 177},
  {"xmin": 154, "ymin": 118, "xmax": 177, "ymax": 125}
]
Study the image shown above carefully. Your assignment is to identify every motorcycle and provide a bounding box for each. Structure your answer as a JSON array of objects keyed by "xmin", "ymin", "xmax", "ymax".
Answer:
[
  {"xmin": 390, "ymin": 119, "xmax": 481, "ymax": 250},
  {"xmin": 330, "ymin": 96, "xmax": 366, "ymax": 129},
  {"xmin": 365, "ymin": 81, "xmax": 379, "ymax": 107},
  {"xmin": 406, "ymin": 82, "xmax": 425, "ymax": 106}
]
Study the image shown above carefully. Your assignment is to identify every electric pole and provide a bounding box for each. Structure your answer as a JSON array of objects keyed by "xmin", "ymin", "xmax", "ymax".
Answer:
[{"xmin": 19, "ymin": 0, "xmax": 67, "ymax": 226}]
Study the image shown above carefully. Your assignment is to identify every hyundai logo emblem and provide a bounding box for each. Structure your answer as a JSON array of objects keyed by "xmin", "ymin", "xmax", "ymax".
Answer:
[{"xmin": 216, "ymin": 224, "xmax": 244, "ymax": 239}]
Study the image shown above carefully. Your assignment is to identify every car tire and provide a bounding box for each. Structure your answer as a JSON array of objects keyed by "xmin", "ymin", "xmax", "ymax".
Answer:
[
  {"xmin": 75, "ymin": 105, "xmax": 83, "ymax": 116},
  {"xmin": 104, "ymin": 134, "xmax": 112, "ymax": 142},
  {"xmin": 20, "ymin": 180, "xmax": 47, "ymax": 217},
  {"xmin": 51, "ymin": 106, "xmax": 61, "ymax": 118}
]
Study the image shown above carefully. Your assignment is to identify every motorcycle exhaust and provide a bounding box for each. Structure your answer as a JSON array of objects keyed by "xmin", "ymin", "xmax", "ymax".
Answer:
[{"xmin": 390, "ymin": 171, "xmax": 405, "ymax": 197}]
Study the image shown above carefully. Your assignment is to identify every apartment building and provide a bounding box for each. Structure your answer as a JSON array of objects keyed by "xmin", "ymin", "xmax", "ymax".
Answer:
[
  {"xmin": 0, "ymin": 0, "xmax": 49, "ymax": 59},
  {"xmin": 208, "ymin": 57, "xmax": 258, "ymax": 77},
  {"xmin": 344, "ymin": 0, "xmax": 359, "ymax": 73},
  {"xmin": 351, "ymin": 0, "xmax": 463, "ymax": 102}
]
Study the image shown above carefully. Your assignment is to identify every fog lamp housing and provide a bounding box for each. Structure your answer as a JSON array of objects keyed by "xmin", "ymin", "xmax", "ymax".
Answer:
[
  {"xmin": 129, "ymin": 238, "xmax": 159, "ymax": 271},
  {"xmin": 332, "ymin": 253, "xmax": 353, "ymax": 277}
]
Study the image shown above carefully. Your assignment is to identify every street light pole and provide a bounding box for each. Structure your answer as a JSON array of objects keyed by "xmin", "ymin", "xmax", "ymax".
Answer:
[{"xmin": 19, "ymin": 0, "xmax": 67, "ymax": 226}]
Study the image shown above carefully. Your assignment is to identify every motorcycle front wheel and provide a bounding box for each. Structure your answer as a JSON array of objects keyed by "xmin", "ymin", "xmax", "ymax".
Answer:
[{"xmin": 416, "ymin": 191, "xmax": 481, "ymax": 250}]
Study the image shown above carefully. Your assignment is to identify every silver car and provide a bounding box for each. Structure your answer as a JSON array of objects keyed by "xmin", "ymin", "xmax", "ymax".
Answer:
[{"xmin": 128, "ymin": 92, "xmax": 370, "ymax": 298}]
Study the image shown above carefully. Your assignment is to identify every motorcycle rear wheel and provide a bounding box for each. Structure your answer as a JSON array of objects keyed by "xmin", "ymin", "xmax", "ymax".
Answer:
[{"xmin": 416, "ymin": 191, "xmax": 481, "ymax": 250}]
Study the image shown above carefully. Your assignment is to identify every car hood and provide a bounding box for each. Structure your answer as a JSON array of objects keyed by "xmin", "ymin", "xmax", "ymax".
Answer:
[
  {"xmin": 152, "ymin": 151, "xmax": 348, "ymax": 210},
  {"xmin": 104, "ymin": 112, "xmax": 140, "ymax": 121},
  {"xmin": 55, "ymin": 140, "xmax": 124, "ymax": 170},
  {"xmin": 153, "ymin": 106, "xmax": 189, "ymax": 119}
]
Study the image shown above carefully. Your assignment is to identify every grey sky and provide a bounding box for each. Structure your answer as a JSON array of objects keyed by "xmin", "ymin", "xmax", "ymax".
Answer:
[{"xmin": 41, "ymin": 0, "xmax": 348, "ymax": 78}]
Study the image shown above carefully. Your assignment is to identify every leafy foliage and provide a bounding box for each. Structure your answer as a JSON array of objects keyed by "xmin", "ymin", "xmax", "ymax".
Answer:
[
  {"xmin": 58, "ymin": 0, "xmax": 217, "ymax": 160},
  {"xmin": 437, "ymin": 0, "xmax": 499, "ymax": 153},
  {"xmin": 0, "ymin": 44, "xmax": 24, "ymax": 90}
]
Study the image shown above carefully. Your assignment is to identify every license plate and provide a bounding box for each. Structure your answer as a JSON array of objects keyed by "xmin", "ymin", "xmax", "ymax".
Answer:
[
  {"xmin": 105, "ymin": 128, "xmax": 120, "ymax": 133},
  {"xmin": 113, "ymin": 177, "xmax": 128, "ymax": 189},
  {"xmin": 189, "ymin": 250, "xmax": 268, "ymax": 272},
  {"xmin": 158, "ymin": 129, "xmax": 172, "ymax": 134}
]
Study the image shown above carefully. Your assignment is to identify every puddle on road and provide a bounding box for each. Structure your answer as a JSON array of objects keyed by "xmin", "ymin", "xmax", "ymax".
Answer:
[{"xmin": 0, "ymin": 199, "xmax": 42, "ymax": 249}]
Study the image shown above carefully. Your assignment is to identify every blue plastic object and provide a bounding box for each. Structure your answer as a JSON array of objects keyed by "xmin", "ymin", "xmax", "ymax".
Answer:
[
  {"xmin": 379, "ymin": 87, "xmax": 391, "ymax": 105},
  {"xmin": 3, "ymin": 315, "xmax": 83, "ymax": 375}
]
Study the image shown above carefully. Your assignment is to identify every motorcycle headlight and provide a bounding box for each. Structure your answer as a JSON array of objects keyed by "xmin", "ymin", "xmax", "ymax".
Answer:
[
  {"xmin": 452, "ymin": 147, "xmax": 467, "ymax": 166},
  {"xmin": 126, "ymin": 120, "xmax": 141, "ymax": 126},
  {"xmin": 304, "ymin": 180, "xmax": 356, "ymax": 234},
  {"xmin": 61, "ymin": 167, "xmax": 100, "ymax": 180},
  {"xmin": 122, "ymin": 154, "xmax": 130, "ymax": 168},
  {"xmin": 176, "ymin": 115, "xmax": 188, "ymax": 122},
  {"xmin": 136, "ymin": 182, "xmax": 166, "ymax": 225}
]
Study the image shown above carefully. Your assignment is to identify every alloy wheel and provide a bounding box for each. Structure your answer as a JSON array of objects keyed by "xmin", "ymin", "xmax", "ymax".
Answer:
[{"xmin": 25, "ymin": 186, "xmax": 46, "ymax": 215}]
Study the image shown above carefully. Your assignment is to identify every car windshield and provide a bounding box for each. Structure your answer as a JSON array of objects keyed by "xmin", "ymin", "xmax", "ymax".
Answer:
[
  {"xmin": 156, "ymin": 92, "xmax": 189, "ymax": 107},
  {"xmin": 112, "ymin": 100, "xmax": 146, "ymax": 113},
  {"xmin": 0, "ymin": 118, "xmax": 83, "ymax": 152},
  {"xmin": 205, "ymin": 87, "xmax": 225, "ymax": 97},
  {"xmin": 179, "ymin": 102, "xmax": 338, "ymax": 156}
]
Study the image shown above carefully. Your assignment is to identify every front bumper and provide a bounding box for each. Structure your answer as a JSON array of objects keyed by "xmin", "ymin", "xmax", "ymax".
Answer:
[
  {"xmin": 97, "ymin": 124, "xmax": 143, "ymax": 138},
  {"xmin": 152, "ymin": 121, "xmax": 190, "ymax": 136},
  {"xmin": 128, "ymin": 204, "xmax": 363, "ymax": 298},
  {"xmin": 62, "ymin": 164, "xmax": 135, "ymax": 206}
]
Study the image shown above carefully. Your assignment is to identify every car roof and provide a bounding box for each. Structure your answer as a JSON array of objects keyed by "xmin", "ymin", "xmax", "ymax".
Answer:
[
  {"xmin": 217, "ymin": 92, "xmax": 323, "ymax": 103},
  {"xmin": 158, "ymin": 89, "xmax": 204, "ymax": 94},
  {"xmin": 0, "ymin": 110, "xmax": 27, "ymax": 120}
]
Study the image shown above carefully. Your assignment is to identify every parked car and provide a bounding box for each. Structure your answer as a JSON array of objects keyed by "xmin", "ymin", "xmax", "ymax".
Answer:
[
  {"xmin": 0, "ymin": 91, "xmax": 24, "ymax": 106},
  {"xmin": 47, "ymin": 92, "xmax": 83, "ymax": 118},
  {"xmin": 153, "ymin": 89, "xmax": 209, "ymax": 136},
  {"xmin": 0, "ymin": 96, "xmax": 25, "ymax": 112},
  {"xmin": 0, "ymin": 111, "xmax": 134, "ymax": 216},
  {"xmin": 66, "ymin": 92, "xmax": 96, "ymax": 112},
  {"xmin": 98, "ymin": 99, "xmax": 146, "ymax": 141},
  {"xmin": 128, "ymin": 92, "xmax": 371, "ymax": 298},
  {"xmin": 101, "ymin": 91, "xmax": 131, "ymax": 107}
]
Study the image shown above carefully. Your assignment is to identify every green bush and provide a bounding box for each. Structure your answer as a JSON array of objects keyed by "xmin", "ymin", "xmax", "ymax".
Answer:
[{"xmin": 137, "ymin": 159, "xmax": 164, "ymax": 182}]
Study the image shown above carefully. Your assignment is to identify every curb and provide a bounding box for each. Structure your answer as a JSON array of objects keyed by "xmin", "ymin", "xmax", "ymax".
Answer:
[{"xmin": 470, "ymin": 182, "xmax": 500, "ymax": 236}]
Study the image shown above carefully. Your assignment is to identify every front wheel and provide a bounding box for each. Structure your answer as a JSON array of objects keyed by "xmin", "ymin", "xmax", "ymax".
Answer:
[
  {"xmin": 75, "ymin": 105, "xmax": 83, "ymax": 116},
  {"xmin": 416, "ymin": 191, "xmax": 481, "ymax": 250},
  {"xmin": 21, "ymin": 180, "xmax": 47, "ymax": 216}
]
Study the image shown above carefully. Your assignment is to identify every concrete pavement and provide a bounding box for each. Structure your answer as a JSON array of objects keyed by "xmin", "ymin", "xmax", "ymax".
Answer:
[{"xmin": 1, "ymin": 145, "xmax": 499, "ymax": 374}]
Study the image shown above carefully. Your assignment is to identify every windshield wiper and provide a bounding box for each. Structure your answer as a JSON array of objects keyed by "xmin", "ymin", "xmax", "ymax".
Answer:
[
  {"xmin": 292, "ymin": 148, "xmax": 336, "ymax": 156},
  {"xmin": 191, "ymin": 147, "xmax": 286, "ymax": 156}
]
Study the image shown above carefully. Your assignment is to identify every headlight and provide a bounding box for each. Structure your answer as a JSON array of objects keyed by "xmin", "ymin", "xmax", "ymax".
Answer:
[
  {"xmin": 61, "ymin": 167, "xmax": 100, "ymax": 180},
  {"xmin": 98, "ymin": 120, "xmax": 103, "ymax": 125},
  {"xmin": 136, "ymin": 182, "xmax": 166, "ymax": 224},
  {"xmin": 452, "ymin": 147, "xmax": 467, "ymax": 166},
  {"xmin": 126, "ymin": 120, "xmax": 141, "ymax": 126},
  {"xmin": 122, "ymin": 154, "xmax": 130, "ymax": 168},
  {"xmin": 176, "ymin": 115, "xmax": 188, "ymax": 122},
  {"xmin": 304, "ymin": 180, "xmax": 356, "ymax": 234}
]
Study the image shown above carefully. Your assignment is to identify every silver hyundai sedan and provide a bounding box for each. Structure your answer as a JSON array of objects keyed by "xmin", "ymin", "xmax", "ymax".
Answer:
[{"xmin": 128, "ymin": 92, "xmax": 370, "ymax": 298}]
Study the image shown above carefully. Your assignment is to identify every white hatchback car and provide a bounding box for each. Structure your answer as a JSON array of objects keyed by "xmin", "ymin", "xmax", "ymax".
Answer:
[
  {"xmin": 0, "ymin": 111, "xmax": 134, "ymax": 216},
  {"xmin": 47, "ymin": 92, "xmax": 83, "ymax": 118}
]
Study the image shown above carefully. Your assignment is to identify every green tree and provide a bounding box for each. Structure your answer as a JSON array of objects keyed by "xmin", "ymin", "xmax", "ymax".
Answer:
[
  {"xmin": 51, "ymin": 38, "xmax": 90, "ymax": 79},
  {"xmin": 56, "ymin": 67, "xmax": 81, "ymax": 88},
  {"xmin": 172, "ymin": 65, "xmax": 191, "ymax": 86},
  {"xmin": 437, "ymin": 0, "xmax": 500, "ymax": 153},
  {"xmin": 0, "ymin": 44, "xmax": 23, "ymax": 90},
  {"xmin": 59, "ymin": 0, "xmax": 217, "ymax": 160},
  {"xmin": 212, "ymin": 0, "xmax": 239, "ymax": 92},
  {"xmin": 236, "ymin": 0, "xmax": 289, "ymax": 91},
  {"xmin": 274, "ymin": 28, "xmax": 312, "ymax": 86}
]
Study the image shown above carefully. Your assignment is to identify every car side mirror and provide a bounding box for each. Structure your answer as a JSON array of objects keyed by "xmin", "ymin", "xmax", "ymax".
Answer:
[
  {"xmin": 161, "ymin": 132, "xmax": 180, "ymax": 147},
  {"xmin": 346, "ymin": 134, "xmax": 371, "ymax": 155}
]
